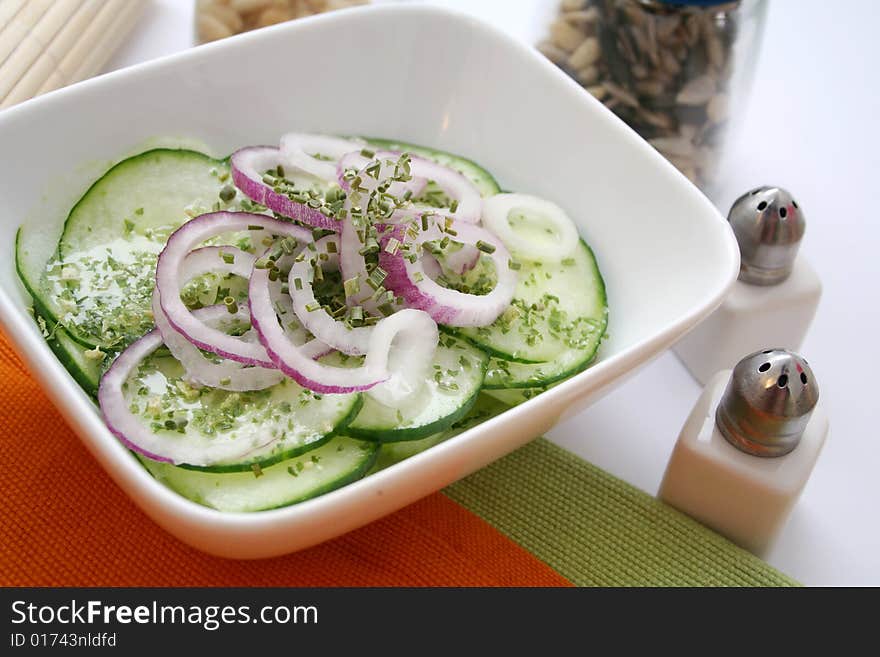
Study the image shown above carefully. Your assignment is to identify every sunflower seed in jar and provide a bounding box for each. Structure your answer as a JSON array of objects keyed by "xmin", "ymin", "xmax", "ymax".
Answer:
[
  {"xmin": 568, "ymin": 37, "xmax": 601, "ymax": 69},
  {"xmin": 550, "ymin": 18, "xmax": 588, "ymax": 52},
  {"xmin": 535, "ymin": 0, "xmax": 766, "ymax": 195}
]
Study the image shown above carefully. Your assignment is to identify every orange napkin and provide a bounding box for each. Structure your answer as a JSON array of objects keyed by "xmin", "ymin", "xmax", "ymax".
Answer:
[{"xmin": 0, "ymin": 331, "xmax": 570, "ymax": 587}]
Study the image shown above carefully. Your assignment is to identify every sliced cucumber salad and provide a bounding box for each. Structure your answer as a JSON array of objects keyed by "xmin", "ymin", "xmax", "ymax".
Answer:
[{"xmin": 18, "ymin": 133, "xmax": 607, "ymax": 513}]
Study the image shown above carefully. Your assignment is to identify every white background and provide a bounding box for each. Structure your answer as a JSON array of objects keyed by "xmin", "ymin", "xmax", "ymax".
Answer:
[{"xmin": 105, "ymin": 0, "xmax": 880, "ymax": 585}]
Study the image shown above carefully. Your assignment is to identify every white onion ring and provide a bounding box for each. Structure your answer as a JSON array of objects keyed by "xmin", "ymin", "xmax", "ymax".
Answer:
[
  {"xmin": 338, "ymin": 151, "xmax": 482, "ymax": 224},
  {"xmin": 336, "ymin": 150, "xmax": 427, "ymax": 199},
  {"xmin": 155, "ymin": 211, "xmax": 312, "ymax": 366},
  {"xmin": 440, "ymin": 244, "xmax": 480, "ymax": 275},
  {"xmin": 481, "ymin": 193, "xmax": 579, "ymax": 262},
  {"xmin": 379, "ymin": 219, "xmax": 516, "ymax": 327},
  {"xmin": 288, "ymin": 235, "xmax": 374, "ymax": 356},
  {"xmin": 279, "ymin": 132, "xmax": 366, "ymax": 182},
  {"xmin": 98, "ymin": 324, "xmax": 278, "ymax": 466},
  {"xmin": 250, "ymin": 251, "xmax": 438, "ymax": 394},
  {"xmin": 230, "ymin": 146, "xmax": 341, "ymax": 231}
]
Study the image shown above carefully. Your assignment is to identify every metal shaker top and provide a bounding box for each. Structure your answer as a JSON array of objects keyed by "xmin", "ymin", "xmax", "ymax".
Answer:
[
  {"xmin": 716, "ymin": 349, "xmax": 819, "ymax": 457},
  {"xmin": 729, "ymin": 186, "xmax": 805, "ymax": 285}
]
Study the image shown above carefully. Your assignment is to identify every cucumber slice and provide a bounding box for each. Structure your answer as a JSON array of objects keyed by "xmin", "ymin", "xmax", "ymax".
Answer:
[
  {"xmin": 37, "ymin": 313, "xmax": 103, "ymax": 397},
  {"xmin": 484, "ymin": 344, "xmax": 600, "ymax": 389},
  {"xmin": 123, "ymin": 350, "xmax": 362, "ymax": 472},
  {"xmin": 32, "ymin": 149, "xmax": 230, "ymax": 349},
  {"xmin": 484, "ymin": 387, "xmax": 547, "ymax": 407},
  {"xmin": 453, "ymin": 240, "xmax": 608, "ymax": 364},
  {"xmin": 372, "ymin": 394, "xmax": 509, "ymax": 470},
  {"xmin": 138, "ymin": 435, "xmax": 378, "ymax": 513},
  {"xmin": 364, "ymin": 137, "xmax": 501, "ymax": 197},
  {"xmin": 345, "ymin": 334, "xmax": 489, "ymax": 443}
]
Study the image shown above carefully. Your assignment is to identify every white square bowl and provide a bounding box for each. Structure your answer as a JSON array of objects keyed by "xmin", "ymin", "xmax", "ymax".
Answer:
[{"xmin": 0, "ymin": 5, "xmax": 738, "ymax": 558}]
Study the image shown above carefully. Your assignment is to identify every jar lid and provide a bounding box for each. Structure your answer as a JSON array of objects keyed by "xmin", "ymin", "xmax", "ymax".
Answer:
[{"xmin": 656, "ymin": 1, "xmax": 735, "ymax": 5}]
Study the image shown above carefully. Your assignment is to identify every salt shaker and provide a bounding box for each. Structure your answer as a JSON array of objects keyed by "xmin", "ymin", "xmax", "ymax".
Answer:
[
  {"xmin": 674, "ymin": 186, "xmax": 821, "ymax": 385},
  {"xmin": 658, "ymin": 349, "xmax": 829, "ymax": 554}
]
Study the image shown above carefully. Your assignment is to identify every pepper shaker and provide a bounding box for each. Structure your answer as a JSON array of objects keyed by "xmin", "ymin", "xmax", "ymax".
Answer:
[
  {"xmin": 674, "ymin": 186, "xmax": 821, "ymax": 384},
  {"xmin": 658, "ymin": 349, "xmax": 829, "ymax": 554}
]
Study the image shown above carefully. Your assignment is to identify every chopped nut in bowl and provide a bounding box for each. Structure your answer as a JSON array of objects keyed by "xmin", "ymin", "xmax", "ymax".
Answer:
[{"xmin": 196, "ymin": 0, "xmax": 369, "ymax": 43}]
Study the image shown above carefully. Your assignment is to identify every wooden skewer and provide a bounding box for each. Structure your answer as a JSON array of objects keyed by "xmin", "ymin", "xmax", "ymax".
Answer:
[
  {"xmin": 4, "ymin": 0, "xmax": 104, "ymax": 105},
  {"xmin": 68, "ymin": 0, "xmax": 145, "ymax": 84},
  {"xmin": 0, "ymin": 0, "xmax": 53, "ymax": 69},
  {"xmin": 0, "ymin": 0, "xmax": 84, "ymax": 103},
  {"xmin": 0, "ymin": 0, "xmax": 28, "ymax": 33},
  {"xmin": 52, "ymin": 0, "xmax": 126, "ymax": 83}
]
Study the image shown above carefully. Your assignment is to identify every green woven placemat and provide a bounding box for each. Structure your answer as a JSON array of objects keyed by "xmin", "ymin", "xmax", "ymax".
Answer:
[{"xmin": 445, "ymin": 437, "xmax": 798, "ymax": 587}]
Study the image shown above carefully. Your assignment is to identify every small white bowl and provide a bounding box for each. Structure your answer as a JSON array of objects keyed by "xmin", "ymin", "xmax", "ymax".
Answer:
[{"xmin": 0, "ymin": 5, "xmax": 738, "ymax": 558}]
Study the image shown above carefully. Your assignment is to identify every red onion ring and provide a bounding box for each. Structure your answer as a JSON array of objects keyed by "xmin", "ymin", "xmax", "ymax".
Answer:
[
  {"xmin": 98, "ymin": 322, "xmax": 278, "ymax": 466},
  {"xmin": 379, "ymin": 219, "xmax": 516, "ymax": 327},
  {"xmin": 155, "ymin": 211, "xmax": 312, "ymax": 366},
  {"xmin": 152, "ymin": 246, "xmax": 285, "ymax": 391},
  {"xmin": 230, "ymin": 146, "xmax": 340, "ymax": 231}
]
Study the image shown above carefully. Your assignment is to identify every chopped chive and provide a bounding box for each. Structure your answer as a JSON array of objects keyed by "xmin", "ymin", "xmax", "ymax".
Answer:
[
  {"xmin": 476, "ymin": 240, "xmax": 496, "ymax": 254},
  {"xmin": 220, "ymin": 251, "xmax": 235, "ymax": 264},
  {"xmin": 449, "ymin": 199, "xmax": 459, "ymax": 213},
  {"xmin": 219, "ymin": 377, "xmax": 231, "ymax": 386},
  {"xmin": 294, "ymin": 277, "xmax": 303, "ymax": 291},
  {"xmin": 326, "ymin": 241, "xmax": 338, "ymax": 254},
  {"xmin": 134, "ymin": 207, "xmax": 144, "ymax": 216},
  {"xmin": 219, "ymin": 185, "xmax": 236, "ymax": 202},
  {"xmin": 248, "ymin": 224, "xmax": 264, "ymax": 230},
  {"xmin": 224, "ymin": 296, "xmax": 238, "ymax": 314},
  {"xmin": 561, "ymin": 257, "xmax": 576, "ymax": 266},
  {"xmin": 508, "ymin": 259, "xmax": 521, "ymax": 270},
  {"xmin": 305, "ymin": 302, "xmax": 321, "ymax": 312},
  {"xmin": 268, "ymin": 267, "xmax": 279, "ymax": 282},
  {"xmin": 343, "ymin": 276, "xmax": 360, "ymax": 297},
  {"xmin": 123, "ymin": 218, "xmax": 135, "ymax": 234},
  {"xmin": 251, "ymin": 463, "xmax": 263, "ymax": 478}
]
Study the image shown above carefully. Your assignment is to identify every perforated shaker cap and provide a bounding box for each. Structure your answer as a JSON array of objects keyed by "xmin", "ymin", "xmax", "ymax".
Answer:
[
  {"xmin": 716, "ymin": 349, "xmax": 819, "ymax": 457},
  {"xmin": 728, "ymin": 186, "xmax": 805, "ymax": 285}
]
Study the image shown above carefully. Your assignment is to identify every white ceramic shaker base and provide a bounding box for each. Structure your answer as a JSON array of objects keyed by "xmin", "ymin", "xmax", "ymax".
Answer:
[
  {"xmin": 673, "ymin": 258, "xmax": 821, "ymax": 385},
  {"xmin": 658, "ymin": 370, "xmax": 829, "ymax": 555}
]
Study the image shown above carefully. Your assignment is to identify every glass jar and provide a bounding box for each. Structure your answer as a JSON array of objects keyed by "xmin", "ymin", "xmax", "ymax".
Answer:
[
  {"xmin": 195, "ymin": 0, "xmax": 369, "ymax": 44},
  {"xmin": 538, "ymin": 0, "xmax": 767, "ymax": 198}
]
